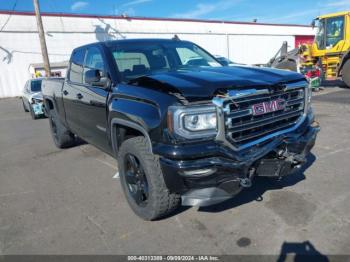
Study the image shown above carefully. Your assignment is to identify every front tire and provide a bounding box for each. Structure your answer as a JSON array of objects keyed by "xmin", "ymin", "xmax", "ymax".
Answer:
[
  {"xmin": 342, "ymin": 59, "xmax": 350, "ymax": 88},
  {"xmin": 48, "ymin": 109, "xmax": 76, "ymax": 148},
  {"xmin": 118, "ymin": 136, "xmax": 180, "ymax": 220}
]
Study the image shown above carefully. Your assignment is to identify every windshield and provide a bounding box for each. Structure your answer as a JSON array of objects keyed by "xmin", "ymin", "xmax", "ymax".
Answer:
[
  {"xmin": 315, "ymin": 16, "xmax": 344, "ymax": 49},
  {"xmin": 326, "ymin": 16, "xmax": 344, "ymax": 48},
  {"xmin": 30, "ymin": 80, "xmax": 42, "ymax": 92},
  {"xmin": 108, "ymin": 41, "xmax": 222, "ymax": 83}
]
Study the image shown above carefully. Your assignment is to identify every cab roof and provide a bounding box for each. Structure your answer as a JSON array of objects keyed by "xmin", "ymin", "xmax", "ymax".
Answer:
[
  {"xmin": 73, "ymin": 38, "xmax": 193, "ymax": 51},
  {"xmin": 317, "ymin": 11, "xmax": 350, "ymax": 19},
  {"xmin": 104, "ymin": 38, "xmax": 193, "ymax": 47}
]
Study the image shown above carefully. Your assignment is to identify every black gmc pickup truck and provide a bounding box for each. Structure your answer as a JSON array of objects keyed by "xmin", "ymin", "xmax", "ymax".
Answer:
[{"xmin": 42, "ymin": 39, "xmax": 319, "ymax": 220}]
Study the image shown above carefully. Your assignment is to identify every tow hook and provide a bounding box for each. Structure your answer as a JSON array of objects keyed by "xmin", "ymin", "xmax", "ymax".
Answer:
[
  {"xmin": 239, "ymin": 168, "xmax": 255, "ymax": 188},
  {"xmin": 239, "ymin": 178, "xmax": 252, "ymax": 188}
]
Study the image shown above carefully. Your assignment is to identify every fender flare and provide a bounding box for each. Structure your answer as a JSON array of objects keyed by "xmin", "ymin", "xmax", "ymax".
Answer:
[{"xmin": 110, "ymin": 118, "xmax": 153, "ymax": 156}]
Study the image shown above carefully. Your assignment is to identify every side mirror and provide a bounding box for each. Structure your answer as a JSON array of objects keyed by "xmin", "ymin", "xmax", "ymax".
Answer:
[{"xmin": 84, "ymin": 69, "xmax": 110, "ymax": 88}]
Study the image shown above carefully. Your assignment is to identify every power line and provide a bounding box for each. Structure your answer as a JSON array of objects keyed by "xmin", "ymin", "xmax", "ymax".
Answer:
[{"xmin": 0, "ymin": 0, "xmax": 18, "ymax": 32}]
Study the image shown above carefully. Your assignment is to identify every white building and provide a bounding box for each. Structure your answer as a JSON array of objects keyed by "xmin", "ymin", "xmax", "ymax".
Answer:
[{"xmin": 0, "ymin": 11, "xmax": 315, "ymax": 98}]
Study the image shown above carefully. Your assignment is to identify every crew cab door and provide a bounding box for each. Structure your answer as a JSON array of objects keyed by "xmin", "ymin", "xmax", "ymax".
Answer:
[
  {"xmin": 64, "ymin": 48, "xmax": 86, "ymax": 135},
  {"xmin": 77, "ymin": 46, "xmax": 111, "ymax": 153}
]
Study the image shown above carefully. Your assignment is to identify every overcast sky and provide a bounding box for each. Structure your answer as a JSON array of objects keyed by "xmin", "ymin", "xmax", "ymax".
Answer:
[{"xmin": 1, "ymin": 0, "xmax": 350, "ymax": 25}]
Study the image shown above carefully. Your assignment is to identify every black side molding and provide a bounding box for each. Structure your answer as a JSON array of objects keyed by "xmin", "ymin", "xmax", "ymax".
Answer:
[{"xmin": 110, "ymin": 118, "xmax": 153, "ymax": 156}]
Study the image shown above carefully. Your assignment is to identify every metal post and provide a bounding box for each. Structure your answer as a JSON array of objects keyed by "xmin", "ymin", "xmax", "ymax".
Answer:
[{"xmin": 33, "ymin": 0, "xmax": 51, "ymax": 77}]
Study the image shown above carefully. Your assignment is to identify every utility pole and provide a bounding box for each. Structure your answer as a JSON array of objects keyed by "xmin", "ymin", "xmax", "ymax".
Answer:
[{"xmin": 33, "ymin": 0, "xmax": 51, "ymax": 77}]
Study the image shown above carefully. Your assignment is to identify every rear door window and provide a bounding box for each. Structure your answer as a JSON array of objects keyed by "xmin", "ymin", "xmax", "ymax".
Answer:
[
  {"xmin": 114, "ymin": 52, "xmax": 150, "ymax": 71},
  {"xmin": 69, "ymin": 49, "xmax": 85, "ymax": 83},
  {"xmin": 84, "ymin": 47, "xmax": 105, "ymax": 71}
]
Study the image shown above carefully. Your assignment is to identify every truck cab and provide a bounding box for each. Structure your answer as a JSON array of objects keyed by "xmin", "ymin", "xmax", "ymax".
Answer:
[{"xmin": 42, "ymin": 39, "xmax": 319, "ymax": 220}]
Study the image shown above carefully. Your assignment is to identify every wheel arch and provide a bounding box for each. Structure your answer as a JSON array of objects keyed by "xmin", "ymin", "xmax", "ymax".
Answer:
[{"xmin": 111, "ymin": 118, "xmax": 153, "ymax": 157}]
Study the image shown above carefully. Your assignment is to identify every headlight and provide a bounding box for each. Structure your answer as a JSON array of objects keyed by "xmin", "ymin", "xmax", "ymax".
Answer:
[
  {"xmin": 31, "ymin": 97, "xmax": 43, "ymax": 104},
  {"xmin": 168, "ymin": 106, "xmax": 217, "ymax": 139},
  {"xmin": 306, "ymin": 84, "xmax": 312, "ymax": 110},
  {"xmin": 183, "ymin": 112, "xmax": 217, "ymax": 131}
]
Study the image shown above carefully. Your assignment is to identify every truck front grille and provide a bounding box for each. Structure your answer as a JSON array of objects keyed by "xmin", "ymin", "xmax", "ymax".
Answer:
[{"xmin": 224, "ymin": 87, "xmax": 305, "ymax": 147}]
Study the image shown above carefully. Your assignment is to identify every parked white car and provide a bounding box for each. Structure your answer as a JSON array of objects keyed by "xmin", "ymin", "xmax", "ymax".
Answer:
[{"xmin": 21, "ymin": 78, "xmax": 45, "ymax": 119}]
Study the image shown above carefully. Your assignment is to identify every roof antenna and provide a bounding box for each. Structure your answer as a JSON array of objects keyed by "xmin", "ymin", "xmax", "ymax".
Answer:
[{"xmin": 172, "ymin": 34, "xmax": 180, "ymax": 41}]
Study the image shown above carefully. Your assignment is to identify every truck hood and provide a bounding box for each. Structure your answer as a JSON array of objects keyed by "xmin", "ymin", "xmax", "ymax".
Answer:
[{"xmin": 132, "ymin": 66, "xmax": 306, "ymax": 99}]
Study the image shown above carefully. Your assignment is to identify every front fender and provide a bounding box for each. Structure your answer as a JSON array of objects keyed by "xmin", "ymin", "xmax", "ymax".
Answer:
[
  {"xmin": 109, "ymin": 97, "xmax": 161, "ymax": 133},
  {"xmin": 108, "ymin": 84, "xmax": 179, "ymax": 154}
]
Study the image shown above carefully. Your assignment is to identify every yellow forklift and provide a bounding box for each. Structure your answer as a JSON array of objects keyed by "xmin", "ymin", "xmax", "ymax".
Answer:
[
  {"xmin": 305, "ymin": 11, "xmax": 350, "ymax": 87},
  {"xmin": 268, "ymin": 11, "xmax": 350, "ymax": 88}
]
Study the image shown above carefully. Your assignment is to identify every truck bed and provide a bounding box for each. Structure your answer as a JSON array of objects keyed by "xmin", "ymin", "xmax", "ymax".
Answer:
[{"xmin": 42, "ymin": 77, "xmax": 66, "ymax": 121}]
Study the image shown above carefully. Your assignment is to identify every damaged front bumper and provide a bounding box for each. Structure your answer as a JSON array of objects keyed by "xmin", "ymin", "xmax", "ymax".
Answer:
[
  {"xmin": 32, "ymin": 102, "xmax": 44, "ymax": 115},
  {"xmin": 156, "ymin": 114, "xmax": 319, "ymax": 207}
]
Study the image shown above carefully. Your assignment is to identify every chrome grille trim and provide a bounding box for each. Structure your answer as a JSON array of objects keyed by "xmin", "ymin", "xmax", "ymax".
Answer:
[
  {"xmin": 286, "ymin": 98, "xmax": 304, "ymax": 106},
  {"xmin": 227, "ymin": 109, "xmax": 304, "ymax": 132},
  {"xmin": 214, "ymin": 81, "xmax": 308, "ymax": 151}
]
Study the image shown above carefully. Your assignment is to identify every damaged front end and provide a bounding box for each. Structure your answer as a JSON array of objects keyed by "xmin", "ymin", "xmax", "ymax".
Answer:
[
  {"xmin": 212, "ymin": 81, "xmax": 319, "ymax": 180},
  {"xmin": 158, "ymin": 81, "xmax": 319, "ymax": 207},
  {"xmin": 30, "ymin": 95, "xmax": 44, "ymax": 116}
]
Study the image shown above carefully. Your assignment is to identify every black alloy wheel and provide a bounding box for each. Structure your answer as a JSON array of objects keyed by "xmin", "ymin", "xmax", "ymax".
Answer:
[
  {"xmin": 117, "ymin": 136, "xmax": 180, "ymax": 220},
  {"xmin": 124, "ymin": 153, "xmax": 149, "ymax": 206}
]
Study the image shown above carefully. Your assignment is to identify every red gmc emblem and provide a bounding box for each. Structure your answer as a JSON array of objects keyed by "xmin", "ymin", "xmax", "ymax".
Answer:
[{"xmin": 251, "ymin": 98, "xmax": 286, "ymax": 116}]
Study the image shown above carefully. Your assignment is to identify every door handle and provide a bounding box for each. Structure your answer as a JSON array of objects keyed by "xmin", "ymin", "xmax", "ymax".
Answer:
[
  {"xmin": 76, "ymin": 93, "xmax": 83, "ymax": 99},
  {"xmin": 63, "ymin": 90, "xmax": 68, "ymax": 96}
]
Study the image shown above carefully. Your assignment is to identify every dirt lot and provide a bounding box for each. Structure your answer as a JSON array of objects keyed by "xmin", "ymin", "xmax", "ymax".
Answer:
[{"xmin": 0, "ymin": 87, "xmax": 350, "ymax": 256}]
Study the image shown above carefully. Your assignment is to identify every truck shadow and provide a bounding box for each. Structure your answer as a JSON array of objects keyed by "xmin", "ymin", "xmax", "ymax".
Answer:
[
  {"xmin": 276, "ymin": 241, "xmax": 329, "ymax": 262},
  {"xmin": 321, "ymin": 79, "xmax": 347, "ymax": 88},
  {"xmin": 198, "ymin": 153, "xmax": 316, "ymax": 213}
]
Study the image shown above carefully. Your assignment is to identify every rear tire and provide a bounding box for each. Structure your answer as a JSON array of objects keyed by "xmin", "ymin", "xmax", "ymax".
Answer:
[
  {"xmin": 118, "ymin": 136, "xmax": 180, "ymax": 220},
  {"xmin": 342, "ymin": 59, "xmax": 350, "ymax": 88},
  {"xmin": 22, "ymin": 99, "xmax": 29, "ymax": 112},
  {"xmin": 48, "ymin": 109, "xmax": 76, "ymax": 148}
]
